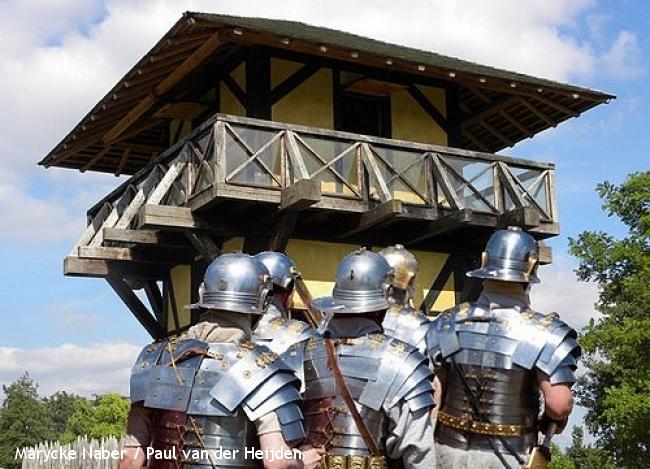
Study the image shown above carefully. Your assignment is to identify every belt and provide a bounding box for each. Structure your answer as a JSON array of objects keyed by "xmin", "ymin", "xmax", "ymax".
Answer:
[
  {"xmin": 322, "ymin": 454, "xmax": 388, "ymax": 469},
  {"xmin": 438, "ymin": 410, "xmax": 531, "ymax": 437}
]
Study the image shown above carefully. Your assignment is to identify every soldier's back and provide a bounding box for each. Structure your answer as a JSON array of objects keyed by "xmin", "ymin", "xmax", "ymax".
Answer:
[
  {"xmin": 130, "ymin": 337, "xmax": 305, "ymax": 468},
  {"xmin": 427, "ymin": 301, "xmax": 580, "ymax": 465}
]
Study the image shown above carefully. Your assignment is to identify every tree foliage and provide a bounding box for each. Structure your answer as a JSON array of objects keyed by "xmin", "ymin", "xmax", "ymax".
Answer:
[
  {"xmin": 0, "ymin": 375, "xmax": 130, "ymax": 466},
  {"xmin": 44, "ymin": 391, "xmax": 88, "ymax": 437},
  {"xmin": 0, "ymin": 374, "xmax": 54, "ymax": 469},
  {"xmin": 569, "ymin": 171, "xmax": 650, "ymax": 468},
  {"xmin": 549, "ymin": 443, "xmax": 575, "ymax": 469},
  {"xmin": 566, "ymin": 426, "xmax": 615, "ymax": 469},
  {"xmin": 62, "ymin": 393, "xmax": 130, "ymax": 442}
]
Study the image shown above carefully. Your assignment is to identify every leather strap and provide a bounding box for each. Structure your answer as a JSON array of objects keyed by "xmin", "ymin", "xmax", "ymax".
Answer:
[{"xmin": 324, "ymin": 338, "xmax": 381, "ymax": 457}]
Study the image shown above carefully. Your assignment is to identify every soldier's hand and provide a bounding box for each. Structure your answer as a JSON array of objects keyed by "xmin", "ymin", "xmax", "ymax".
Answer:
[
  {"xmin": 299, "ymin": 445, "xmax": 325, "ymax": 469},
  {"xmin": 538, "ymin": 413, "xmax": 568, "ymax": 434}
]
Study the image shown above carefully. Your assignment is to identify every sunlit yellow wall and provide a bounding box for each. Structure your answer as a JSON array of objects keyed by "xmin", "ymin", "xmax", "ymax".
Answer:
[
  {"xmin": 271, "ymin": 58, "xmax": 333, "ymax": 130},
  {"xmin": 167, "ymin": 264, "xmax": 192, "ymax": 332},
  {"xmin": 391, "ymin": 85, "xmax": 447, "ymax": 145},
  {"xmin": 220, "ymin": 63, "xmax": 246, "ymax": 117},
  {"xmin": 221, "ymin": 238, "xmax": 455, "ymax": 314}
]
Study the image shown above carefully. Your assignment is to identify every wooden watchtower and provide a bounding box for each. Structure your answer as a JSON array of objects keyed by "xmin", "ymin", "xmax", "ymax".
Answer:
[{"xmin": 40, "ymin": 13, "xmax": 613, "ymax": 338}]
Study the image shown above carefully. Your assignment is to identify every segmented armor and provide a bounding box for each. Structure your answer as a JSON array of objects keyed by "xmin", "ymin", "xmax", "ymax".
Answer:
[
  {"xmin": 130, "ymin": 338, "xmax": 305, "ymax": 468},
  {"xmin": 382, "ymin": 305, "xmax": 430, "ymax": 353},
  {"xmin": 427, "ymin": 301, "xmax": 580, "ymax": 455},
  {"xmin": 301, "ymin": 333, "xmax": 435, "ymax": 459},
  {"xmin": 253, "ymin": 315, "xmax": 316, "ymax": 387}
]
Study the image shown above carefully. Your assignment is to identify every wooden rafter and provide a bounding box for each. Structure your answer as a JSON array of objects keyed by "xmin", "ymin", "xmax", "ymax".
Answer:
[
  {"xmin": 518, "ymin": 97, "xmax": 555, "ymax": 127},
  {"xmin": 479, "ymin": 121, "xmax": 514, "ymax": 147},
  {"xmin": 499, "ymin": 110, "xmax": 534, "ymax": 138},
  {"xmin": 531, "ymin": 95, "xmax": 579, "ymax": 117},
  {"xmin": 102, "ymin": 31, "xmax": 222, "ymax": 144}
]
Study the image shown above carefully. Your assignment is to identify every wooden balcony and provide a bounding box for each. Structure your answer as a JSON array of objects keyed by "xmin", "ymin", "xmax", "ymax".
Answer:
[{"xmin": 65, "ymin": 113, "xmax": 557, "ymax": 279}]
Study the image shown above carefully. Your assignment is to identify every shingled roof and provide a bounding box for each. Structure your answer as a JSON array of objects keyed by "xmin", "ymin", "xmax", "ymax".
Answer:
[{"xmin": 40, "ymin": 12, "xmax": 614, "ymax": 175}]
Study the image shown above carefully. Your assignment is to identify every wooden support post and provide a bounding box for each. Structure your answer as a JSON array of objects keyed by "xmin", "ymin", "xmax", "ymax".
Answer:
[
  {"xmin": 498, "ymin": 206, "xmax": 541, "ymax": 229},
  {"xmin": 106, "ymin": 275, "xmax": 166, "ymax": 339},
  {"xmin": 268, "ymin": 212, "xmax": 299, "ymax": 252},
  {"xmin": 185, "ymin": 232, "xmax": 220, "ymax": 261},
  {"xmin": 246, "ymin": 51, "xmax": 271, "ymax": 119},
  {"xmin": 144, "ymin": 281, "xmax": 164, "ymax": 322},
  {"xmin": 405, "ymin": 208, "xmax": 473, "ymax": 246},
  {"xmin": 337, "ymin": 199, "xmax": 403, "ymax": 239},
  {"xmin": 280, "ymin": 179, "xmax": 321, "ymax": 211},
  {"xmin": 420, "ymin": 255, "xmax": 456, "ymax": 314}
]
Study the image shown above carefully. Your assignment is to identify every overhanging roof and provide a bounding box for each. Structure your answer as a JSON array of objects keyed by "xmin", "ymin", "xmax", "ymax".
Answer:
[{"xmin": 40, "ymin": 11, "xmax": 614, "ymax": 175}]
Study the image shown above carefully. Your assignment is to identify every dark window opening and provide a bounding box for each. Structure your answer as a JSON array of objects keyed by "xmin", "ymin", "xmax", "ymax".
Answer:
[{"xmin": 338, "ymin": 91, "xmax": 391, "ymax": 138}]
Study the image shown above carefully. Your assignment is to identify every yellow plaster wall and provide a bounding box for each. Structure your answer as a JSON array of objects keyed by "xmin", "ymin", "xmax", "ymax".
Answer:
[
  {"xmin": 220, "ymin": 63, "xmax": 247, "ymax": 117},
  {"xmin": 271, "ymin": 58, "xmax": 334, "ymax": 130},
  {"xmin": 167, "ymin": 264, "xmax": 192, "ymax": 332},
  {"xmin": 391, "ymin": 85, "xmax": 447, "ymax": 145}
]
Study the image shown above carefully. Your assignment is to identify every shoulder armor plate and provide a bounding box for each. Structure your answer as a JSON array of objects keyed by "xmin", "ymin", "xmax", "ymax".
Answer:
[
  {"xmin": 130, "ymin": 341, "xmax": 165, "ymax": 403},
  {"xmin": 383, "ymin": 306, "xmax": 430, "ymax": 352},
  {"xmin": 253, "ymin": 316, "xmax": 316, "ymax": 355},
  {"xmin": 208, "ymin": 342, "xmax": 294, "ymax": 412}
]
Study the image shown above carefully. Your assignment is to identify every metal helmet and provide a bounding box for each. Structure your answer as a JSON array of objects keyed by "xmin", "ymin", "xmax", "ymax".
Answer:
[
  {"xmin": 312, "ymin": 248, "xmax": 393, "ymax": 314},
  {"xmin": 190, "ymin": 253, "xmax": 272, "ymax": 314},
  {"xmin": 254, "ymin": 251, "xmax": 300, "ymax": 290},
  {"xmin": 467, "ymin": 226, "xmax": 540, "ymax": 283},
  {"xmin": 378, "ymin": 244, "xmax": 418, "ymax": 290}
]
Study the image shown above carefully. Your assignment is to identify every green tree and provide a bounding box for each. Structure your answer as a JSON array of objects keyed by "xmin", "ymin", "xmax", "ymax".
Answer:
[
  {"xmin": 44, "ymin": 391, "xmax": 89, "ymax": 439},
  {"xmin": 0, "ymin": 373, "xmax": 54, "ymax": 469},
  {"xmin": 61, "ymin": 393, "xmax": 130, "ymax": 443},
  {"xmin": 549, "ymin": 443, "xmax": 575, "ymax": 469},
  {"xmin": 569, "ymin": 171, "xmax": 650, "ymax": 468},
  {"xmin": 566, "ymin": 426, "xmax": 615, "ymax": 469}
]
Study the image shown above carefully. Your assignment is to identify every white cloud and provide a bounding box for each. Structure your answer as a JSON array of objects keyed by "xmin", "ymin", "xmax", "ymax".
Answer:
[
  {"xmin": 531, "ymin": 255, "xmax": 600, "ymax": 329},
  {"xmin": 0, "ymin": 342, "xmax": 140, "ymax": 397},
  {"xmin": 600, "ymin": 30, "xmax": 645, "ymax": 80}
]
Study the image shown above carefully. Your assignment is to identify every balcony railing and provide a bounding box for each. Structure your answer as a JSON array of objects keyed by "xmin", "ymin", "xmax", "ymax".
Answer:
[{"xmin": 69, "ymin": 113, "xmax": 557, "ymax": 274}]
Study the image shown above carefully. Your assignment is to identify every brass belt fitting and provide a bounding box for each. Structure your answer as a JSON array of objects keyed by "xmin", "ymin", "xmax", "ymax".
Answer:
[
  {"xmin": 438, "ymin": 411, "xmax": 527, "ymax": 437},
  {"xmin": 323, "ymin": 454, "xmax": 388, "ymax": 469}
]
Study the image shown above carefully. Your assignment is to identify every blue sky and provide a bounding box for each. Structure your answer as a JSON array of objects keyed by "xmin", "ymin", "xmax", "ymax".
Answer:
[{"xmin": 0, "ymin": 1, "xmax": 647, "ymax": 440}]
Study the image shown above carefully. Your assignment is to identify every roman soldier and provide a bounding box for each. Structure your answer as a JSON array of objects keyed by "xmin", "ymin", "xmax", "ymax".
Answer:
[
  {"xmin": 253, "ymin": 251, "xmax": 315, "ymax": 388},
  {"xmin": 120, "ymin": 253, "xmax": 323, "ymax": 469},
  {"xmin": 427, "ymin": 227, "xmax": 581, "ymax": 468},
  {"xmin": 301, "ymin": 248, "xmax": 436, "ymax": 469},
  {"xmin": 379, "ymin": 244, "xmax": 429, "ymax": 353}
]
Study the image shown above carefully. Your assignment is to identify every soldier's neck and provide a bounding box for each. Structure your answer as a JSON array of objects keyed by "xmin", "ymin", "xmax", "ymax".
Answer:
[
  {"xmin": 190, "ymin": 310, "xmax": 253, "ymax": 343},
  {"xmin": 480, "ymin": 280, "xmax": 530, "ymax": 308},
  {"xmin": 327, "ymin": 316, "xmax": 382, "ymax": 339}
]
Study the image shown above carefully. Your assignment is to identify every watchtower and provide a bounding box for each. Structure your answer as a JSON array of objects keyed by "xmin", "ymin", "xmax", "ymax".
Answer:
[{"xmin": 40, "ymin": 13, "xmax": 613, "ymax": 338}]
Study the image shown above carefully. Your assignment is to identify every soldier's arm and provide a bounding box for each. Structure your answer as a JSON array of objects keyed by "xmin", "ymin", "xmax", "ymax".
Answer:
[
  {"xmin": 386, "ymin": 400, "xmax": 436, "ymax": 469},
  {"xmin": 537, "ymin": 370, "xmax": 573, "ymax": 432},
  {"xmin": 119, "ymin": 402, "xmax": 152, "ymax": 469}
]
